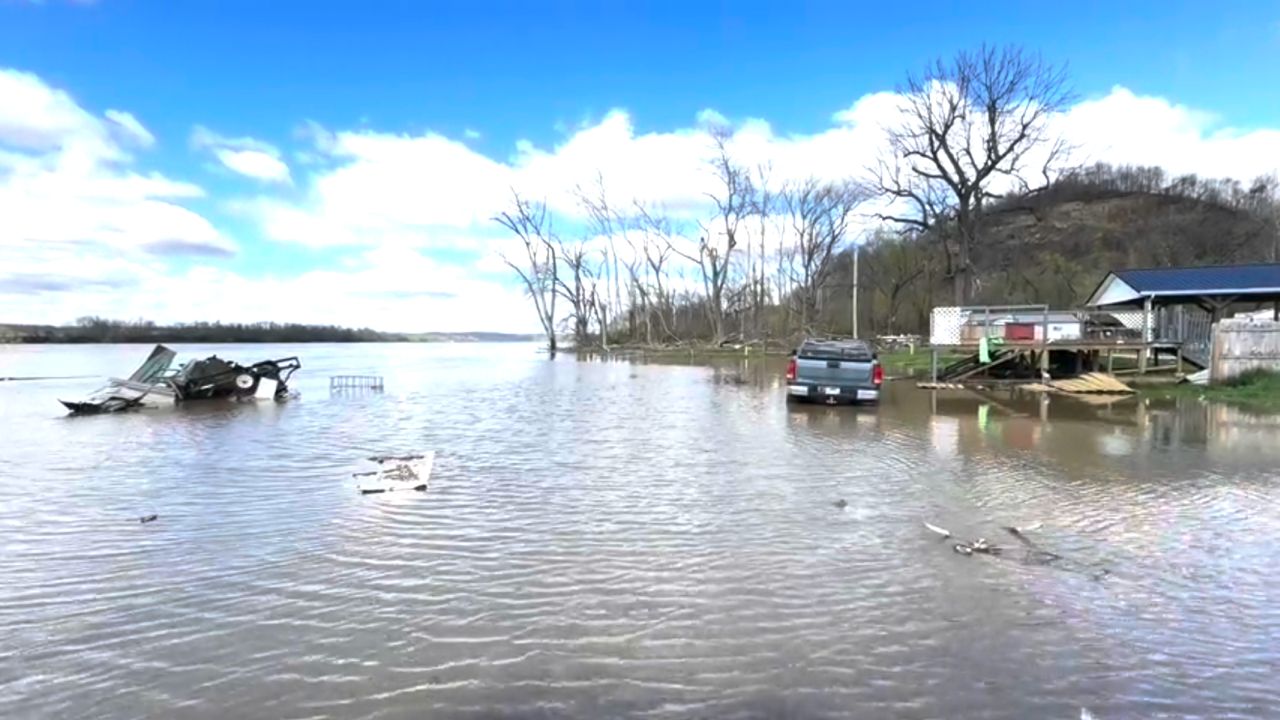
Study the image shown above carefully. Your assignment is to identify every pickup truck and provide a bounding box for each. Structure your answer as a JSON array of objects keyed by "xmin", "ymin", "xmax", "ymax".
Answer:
[{"xmin": 785, "ymin": 339, "xmax": 883, "ymax": 404}]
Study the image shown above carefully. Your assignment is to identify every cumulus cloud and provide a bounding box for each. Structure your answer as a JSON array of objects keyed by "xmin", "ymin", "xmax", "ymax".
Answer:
[
  {"xmin": 256, "ymin": 84, "xmax": 1280, "ymax": 260},
  {"xmin": 192, "ymin": 125, "xmax": 292, "ymax": 183},
  {"xmin": 0, "ymin": 67, "xmax": 235, "ymax": 281},
  {"xmin": 5, "ymin": 64, "xmax": 1280, "ymax": 334},
  {"xmin": 231, "ymin": 85, "xmax": 1280, "ymax": 332},
  {"xmin": 1061, "ymin": 87, "xmax": 1280, "ymax": 179},
  {"xmin": 0, "ymin": 69, "xmax": 116, "ymax": 156},
  {"xmin": 2, "ymin": 246, "xmax": 535, "ymax": 333}
]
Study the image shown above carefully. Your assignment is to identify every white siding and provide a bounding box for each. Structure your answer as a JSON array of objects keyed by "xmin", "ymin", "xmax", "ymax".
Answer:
[{"xmin": 1090, "ymin": 275, "xmax": 1142, "ymax": 307}]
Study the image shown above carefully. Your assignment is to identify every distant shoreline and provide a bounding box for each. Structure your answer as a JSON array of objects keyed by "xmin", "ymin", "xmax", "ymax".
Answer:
[
  {"xmin": 1, "ymin": 339, "xmax": 539, "ymax": 344},
  {"xmin": 0, "ymin": 322, "xmax": 539, "ymax": 345}
]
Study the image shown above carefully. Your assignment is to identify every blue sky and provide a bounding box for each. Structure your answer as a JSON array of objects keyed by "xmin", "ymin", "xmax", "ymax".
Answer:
[{"xmin": 1, "ymin": 1, "xmax": 1278, "ymax": 331}]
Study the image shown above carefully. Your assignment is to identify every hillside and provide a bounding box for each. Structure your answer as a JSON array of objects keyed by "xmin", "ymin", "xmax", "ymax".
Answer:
[
  {"xmin": 974, "ymin": 190, "xmax": 1277, "ymax": 308},
  {"xmin": 850, "ymin": 165, "xmax": 1280, "ymax": 336}
]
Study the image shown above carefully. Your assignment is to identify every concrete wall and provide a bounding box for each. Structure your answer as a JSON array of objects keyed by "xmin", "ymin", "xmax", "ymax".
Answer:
[{"xmin": 1210, "ymin": 319, "xmax": 1280, "ymax": 382}]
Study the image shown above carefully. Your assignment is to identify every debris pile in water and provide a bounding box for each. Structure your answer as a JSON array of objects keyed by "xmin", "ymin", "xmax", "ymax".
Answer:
[
  {"xmin": 923, "ymin": 520, "xmax": 1109, "ymax": 580},
  {"xmin": 354, "ymin": 452, "xmax": 435, "ymax": 495},
  {"xmin": 59, "ymin": 344, "xmax": 300, "ymax": 414}
]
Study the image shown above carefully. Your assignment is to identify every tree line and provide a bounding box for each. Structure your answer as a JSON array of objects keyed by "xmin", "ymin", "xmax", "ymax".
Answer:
[
  {"xmin": 2, "ymin": 318, "xmax": 403, "ymax": 343},
  {"xmin": 495, "ymin": 44, "xmax": 1280, "ymax": 352}
]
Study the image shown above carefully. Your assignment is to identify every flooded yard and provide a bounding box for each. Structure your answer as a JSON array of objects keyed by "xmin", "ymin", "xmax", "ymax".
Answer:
[{"xmin": 2, "ymin": 343, "xmax": 1278, "ymax": 719}]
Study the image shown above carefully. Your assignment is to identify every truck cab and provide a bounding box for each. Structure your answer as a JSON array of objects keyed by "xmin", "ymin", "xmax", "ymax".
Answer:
[{"xmin": 785, "ymin": 339, "xmax": 882, "ymax": 404}]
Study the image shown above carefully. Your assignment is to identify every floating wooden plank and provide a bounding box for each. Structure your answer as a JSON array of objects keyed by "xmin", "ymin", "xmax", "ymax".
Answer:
[
  {"xmin": 1048, "ymin": 372, "xmax": 1134, "ymax": 394},
  {"xmin": 1064, "ymin": 393, "xmax": 1131, "ymax": 406}
]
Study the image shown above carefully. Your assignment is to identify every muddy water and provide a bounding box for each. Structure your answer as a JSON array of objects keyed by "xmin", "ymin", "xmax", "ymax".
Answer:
[{"xmin": 2, "ymin": 343, "xmax": 1279, "ymax": 719}]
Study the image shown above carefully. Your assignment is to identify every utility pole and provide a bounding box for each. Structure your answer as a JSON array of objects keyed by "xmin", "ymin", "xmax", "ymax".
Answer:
[{"xmin": 851, "ymin": 243, "xmax": 860, "ymax": 339}]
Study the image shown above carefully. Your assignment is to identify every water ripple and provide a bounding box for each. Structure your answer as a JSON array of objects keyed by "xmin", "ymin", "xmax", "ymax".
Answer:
[{"xmin": 2, "ymin": 344, "xmax": 1280, "ymax": 718}]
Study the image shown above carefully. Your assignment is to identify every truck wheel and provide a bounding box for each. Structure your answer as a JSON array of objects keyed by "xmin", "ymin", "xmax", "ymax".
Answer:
[{"xmin": 233, "ymin": 373, "xmax": 257, "ymax": 397}]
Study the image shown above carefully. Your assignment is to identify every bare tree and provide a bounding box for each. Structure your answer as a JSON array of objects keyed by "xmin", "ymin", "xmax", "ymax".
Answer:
[
  {"xmin": 873, "ymin": 44, "xmax": 1073, "ymax": 304},
  {"xmin": 749, "ymin": 164, "xmax": 775, "ymax": 340},
  {"xmin": 677, "ymin": 126, "xmax": 754, "ymax": 343},
  {"xmin": 555, "ymin": 240, "xmax": 600, "ymax": 347},
  {"xmin": 494, "ymin": 190, "xmax": 558, "ymax": 355},
  {"xmin": 861, "ymin": 230, "xmax": 932, "ymax": 334},
  {"xmin": 779, "ymin": 178, "xmax": 869, "ymax": 332},
  {"xmin": 635, "ymin": 203, "xmax": 680, "ymax": 341},
  {"xmin": 575, "ymin": 174, "xmax": 631, "ymax": 346}
]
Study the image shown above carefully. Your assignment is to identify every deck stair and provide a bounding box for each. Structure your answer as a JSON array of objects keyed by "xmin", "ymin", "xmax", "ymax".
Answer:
[{"xmin": 936, "ymin": 349, "xmax": 1016, "ymax": 382}]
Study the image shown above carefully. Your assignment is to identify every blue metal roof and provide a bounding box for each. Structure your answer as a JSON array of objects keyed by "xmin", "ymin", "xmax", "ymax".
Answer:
[{"xmin": 1113, "ymin": 263, "xmax": 1280, "ymax": 296}]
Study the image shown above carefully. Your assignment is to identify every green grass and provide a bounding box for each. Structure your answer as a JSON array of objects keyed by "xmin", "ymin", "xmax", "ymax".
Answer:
[
  {"xmin": 575, "ymin": 344, "xmax": 789, "ymax": 358},
  {"xmin": 877, "ymin": 349, "xmax": 968, "ymax": 374},
  {"xmin": 1141, "ymin": 368, "xmax": 1280, "ymax": 409}
]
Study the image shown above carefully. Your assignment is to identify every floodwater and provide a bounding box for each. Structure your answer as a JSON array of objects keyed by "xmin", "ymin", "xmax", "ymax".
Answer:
[{"xmin": 2, "ymin": 343, "xmax": 1279, "ymax": 719}]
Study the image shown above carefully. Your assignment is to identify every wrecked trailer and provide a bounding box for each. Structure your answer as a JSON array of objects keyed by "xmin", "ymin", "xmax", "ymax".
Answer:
[{"xmin": 59, "ymin": 344, "xmax": 301, "ymax": 414}]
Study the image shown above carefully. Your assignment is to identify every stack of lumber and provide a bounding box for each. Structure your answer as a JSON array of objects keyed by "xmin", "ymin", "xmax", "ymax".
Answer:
[{"xmin": 1024, "ymin": 372, "xmax": 1134, "ymax": 395}]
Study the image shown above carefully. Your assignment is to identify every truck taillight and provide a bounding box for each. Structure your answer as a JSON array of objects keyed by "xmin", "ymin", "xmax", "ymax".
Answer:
[
  {"xmin": 785, "ymin": 357, "xmax": 797, "ymax": 381},
  {"xmin": 873, "ymin": 363, "xmax": 883, "ymax": 385}
]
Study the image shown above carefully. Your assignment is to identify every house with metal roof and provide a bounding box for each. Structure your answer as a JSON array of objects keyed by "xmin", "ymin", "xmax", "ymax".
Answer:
[
  {"xmin": 1085, "ymin": 262, "xmax": 1280, "ymax": 368},
  {"xmin": 1086, "ymin": 262, "xmax": 1280, "ymax": 312}
]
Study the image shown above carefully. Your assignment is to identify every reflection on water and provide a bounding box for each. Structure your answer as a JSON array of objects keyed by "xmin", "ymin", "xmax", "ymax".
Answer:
[{"xmin": 2, "ymin": 344, "xmax": 1279, "ymax": 719}]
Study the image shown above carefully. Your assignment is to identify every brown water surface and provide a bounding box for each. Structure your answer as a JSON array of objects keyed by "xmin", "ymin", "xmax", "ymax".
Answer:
[{"xmin": 2, "ymin": 343, "xmax": 1278, "ymax": 719}]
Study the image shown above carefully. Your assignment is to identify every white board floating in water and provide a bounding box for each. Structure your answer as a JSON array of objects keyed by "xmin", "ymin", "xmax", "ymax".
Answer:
[{"xmin": 354, "ymin": 451, "xmax": 434, "ymax": 494}]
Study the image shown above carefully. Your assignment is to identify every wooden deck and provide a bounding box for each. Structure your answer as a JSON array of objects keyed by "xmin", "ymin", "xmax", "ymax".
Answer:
[{"xmin": 922, "ymin": 341, "xmax": 1191, "ymax": 386}]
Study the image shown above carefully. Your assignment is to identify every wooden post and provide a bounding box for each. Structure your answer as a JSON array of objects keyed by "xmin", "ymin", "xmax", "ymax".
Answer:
[
  {"xmin": 1039, "ymin": 348, "xmax": 1050, "ymax": 376},
  {"xmin": 1107, "ymin": 350, "xmax": 1114, "ymax": 374},
  {"xmin": 851, "ymin": 244, "xmax": 859, "ymax": 338},
  {"xmin": 1143, "ymin": 296, "xmax": 1152, "ymax": 343},
  {"xmin": 1176, "ymin": 344, "xmax": 1184, "ymax": 375},
  {"xmin": 930, "ymin": 348, "xmax": 938, "ymax": 383},
  {"xmin": 1141, "ymin": 296, "xmax": 1153, "ymax": 374}
]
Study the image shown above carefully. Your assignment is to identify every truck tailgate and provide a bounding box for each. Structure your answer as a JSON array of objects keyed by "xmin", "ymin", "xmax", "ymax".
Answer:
[{"xmin": 795, "ymin": 357, "xmax": 873, "ymax": 385}]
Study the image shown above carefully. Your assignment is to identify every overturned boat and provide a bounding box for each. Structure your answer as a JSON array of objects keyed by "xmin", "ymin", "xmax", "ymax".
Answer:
[{"xmin": 60, "ymin": 345, "xmax": 301, "ymax": 414}]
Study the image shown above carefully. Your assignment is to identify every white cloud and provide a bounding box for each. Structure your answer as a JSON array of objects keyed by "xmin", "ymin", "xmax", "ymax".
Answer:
[
  {"xmin": 1061, "ymin": 86, "xmax": 1280, "ymax": 180},
  {"xmin": 103, "ymin": 109, "xmax": 155, "ymax": 147},
  {"xmin": 3, "ymin": 246, "xmax": 534, "ymax": 333},
  {"xmin": 227, "ymin": 85, "xmax": 1280, "ymax": 331},
  {"xmin": 5, "ymin": 65, "xmax": 1280, "ymax": 335},
  {"xmin": 0, "ymin": 69, "xmax": 104, "ymax": 153},
  {"xmin": 464, "ymin": 128, "xmax": 482, "ymax": 140},
  {"xmin": 695, "ymin": 108, "xmax": 729, "ymax": 128},
  {"xmin": 0, "ymin": 67, "xmax": 235, "ymax": 282},
  {"xmin": 192, "ymin": 125, "xmax": 292, "ymax": 183},
  {"xmin": 214, "ymin": 148, "xmax": 291, "ymax": 183}
]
